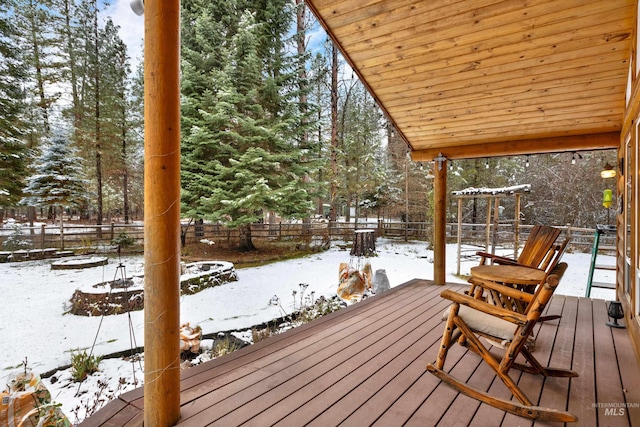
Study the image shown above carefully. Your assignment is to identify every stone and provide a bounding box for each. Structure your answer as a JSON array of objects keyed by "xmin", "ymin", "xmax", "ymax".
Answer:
[{"xmin": 373, "ymin": 269, "xmax": 390, "ymax": 294}]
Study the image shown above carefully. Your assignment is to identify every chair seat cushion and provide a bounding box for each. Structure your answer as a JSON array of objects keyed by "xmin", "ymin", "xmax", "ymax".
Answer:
[{"xmin": 444, "ymin": 305, "xmax": 517, "ymax": 341}]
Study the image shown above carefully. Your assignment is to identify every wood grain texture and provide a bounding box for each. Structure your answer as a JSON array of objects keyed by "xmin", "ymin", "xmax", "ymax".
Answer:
[
  {"xmin": 306, "ymin": 0, "xmax": 634, "ymax": 156},
  {"xmin": 83, "ymin": 280, "xmax": 640, "ymax": 426},
  {"xmin": 142, "ymin": 0, "xmax": 182, "ymax": 425}
]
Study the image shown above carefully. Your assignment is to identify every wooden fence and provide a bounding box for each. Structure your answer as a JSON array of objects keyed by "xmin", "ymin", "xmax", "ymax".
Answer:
[{"xmin": 0, "ymin": 220, "xmax": 611, "ymax": 254}]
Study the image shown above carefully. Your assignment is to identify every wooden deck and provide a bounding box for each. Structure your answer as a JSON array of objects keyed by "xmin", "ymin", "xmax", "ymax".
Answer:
[{"xmin": 83, "ymin": 279, "xmax": 640, "ymax": 426}]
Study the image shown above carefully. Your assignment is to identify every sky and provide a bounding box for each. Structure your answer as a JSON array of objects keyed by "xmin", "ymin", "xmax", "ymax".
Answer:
[
  {"xmin": 102, "ymin": 0, "xmax": 336, "ymax": 77},
  {"xmin": 0, "ymin": 238, "xmax": 615, "ymax": 423},
  {"xmin": 103, "ymin": 0, "xmax": 144, "ymax": 71}
]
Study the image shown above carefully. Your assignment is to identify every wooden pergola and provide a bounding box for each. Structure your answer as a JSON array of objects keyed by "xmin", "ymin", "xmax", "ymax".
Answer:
[
  {"xmin": 140, "ymin": 0, "xmax": 640, "ymax": 424},
  {"xmin": 452, "ymin": 184, "xmax": 531, "ymax": 275}
]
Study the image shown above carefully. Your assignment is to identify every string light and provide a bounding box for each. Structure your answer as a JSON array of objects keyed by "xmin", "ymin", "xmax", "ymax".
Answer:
[
  {"xmin": 525, "ymin": 155, "xmax": 530, "ymax": 168},
  {"xmin": 485, "ymin": 159, "xmax": 489, "ymax": 169},
  {"xmin": 571, "ymin": 152, "xmax": 582, "ymax": 165}
]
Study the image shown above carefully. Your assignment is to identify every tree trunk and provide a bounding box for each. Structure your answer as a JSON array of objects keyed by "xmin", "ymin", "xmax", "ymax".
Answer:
[
  {"xmin": 27, "ymin": 4, "xmax": 50, "ymax": 136},
  {"xmin": 180, "ymin": 218, "xmax": 193, "ymax": 247},
  {"xmin": 28, "ymin": 207, "xmax": 35, "ymax": 233},
  {"xmin": 62, "ymin": 0, "xmax": 80, "ymax": 132},
  {"xmin": 345, "ymin": 199, "xmax": 351, "ymax": 223},
  {"xmin": 329, "ymin": 42, "xmax": 338, "ymax": 223},
  {"xmin": 122, "ymin": 99, "xmax": 130, "ymax": 224},
  {"xmin": 93, "ymin": 0, "xmax": 103, "ymax": 236},
  {"xmin": 238, "ymin": 224, "xmax": 256, "ymax": 252},
  {"xmin": 296, "ymin": 0, "xmax": 307, "ymax": 143}
]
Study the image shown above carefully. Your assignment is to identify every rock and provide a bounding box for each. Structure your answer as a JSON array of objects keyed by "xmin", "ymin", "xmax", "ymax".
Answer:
[{"xmin": 372, "ymin": 269, "xmax": 390, "ymax": 294}]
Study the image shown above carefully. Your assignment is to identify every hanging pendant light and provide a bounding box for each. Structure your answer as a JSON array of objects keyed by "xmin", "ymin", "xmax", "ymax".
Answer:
[
  {"xmin": 603, "ymin": 189, "xmax": 613, "ymax": 208},
  {"xmin": 600, "ymin": 162, "xmax": 616, "ymax": 178},
  {"xmin": 130, "ymin": 0, "xmax": 144, "ymax": 15}
]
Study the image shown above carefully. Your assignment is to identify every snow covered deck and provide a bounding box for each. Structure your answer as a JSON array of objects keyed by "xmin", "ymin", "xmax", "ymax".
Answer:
[{"xmin": 81, "ymin": 279, "xmax": 640, "ymax": 426}]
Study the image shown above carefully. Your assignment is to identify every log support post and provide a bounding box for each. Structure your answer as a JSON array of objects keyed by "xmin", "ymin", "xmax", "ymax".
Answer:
[
  {"xmin": 434, "ymin": 155, "xmax": 447, "ymax": 285},
  {"xmin": 514, "ymin": 194, "xmax": 521, "ymax": 259},
  {"xmin": 143, "ymin": 0, "xmax": 182, "ymax": 425}
]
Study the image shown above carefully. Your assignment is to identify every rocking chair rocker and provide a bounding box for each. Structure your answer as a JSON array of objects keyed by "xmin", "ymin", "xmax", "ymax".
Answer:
[{"xmin": 426, "ymin": 262, "xmax": 578, "ymax": 422}]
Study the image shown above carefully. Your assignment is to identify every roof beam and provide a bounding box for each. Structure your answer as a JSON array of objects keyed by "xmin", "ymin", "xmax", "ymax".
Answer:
[{"xmin": 410, "ymin": 132, "xmax": 620, "ymax": 161}]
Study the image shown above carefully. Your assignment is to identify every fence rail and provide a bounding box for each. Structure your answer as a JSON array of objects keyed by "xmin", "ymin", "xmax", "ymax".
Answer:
[{"xmin": 0, "ymin": 220, "xmax": 612, "ymax": 255}]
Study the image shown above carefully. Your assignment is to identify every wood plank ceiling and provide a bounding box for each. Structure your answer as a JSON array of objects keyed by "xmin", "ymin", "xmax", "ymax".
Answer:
[{"xmin": 306, "ymin": 0, "xmax": 635, "ymax": 161}]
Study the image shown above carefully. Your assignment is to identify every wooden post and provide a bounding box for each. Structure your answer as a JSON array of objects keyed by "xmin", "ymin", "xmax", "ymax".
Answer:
[
  {"xmin": 492, "ymin": 196, "xmax": 500, "ymax": 254},
  {"xmin": 456, "ymin": 198, "xmax": 462, "ymax": 276},
  {"xmin": 405, "ymin": 153, "xmax": 409, "ymax": 242},
  {"xmin": 60, "ymin": 212, "xmax": 64, "ymax": 250},
  {"xmin": 434, "ymin": 158, "xmax": 447, "ymax": 285},
  {"xmin": 485, "ymin": 197, "xmax": 492, "ymax": 252},
  {"xmin": 514, "ymin": 194, "xmax": 521, "ymax": 259},
  {"xmin": 143, "ymin": 1, "xmax": 181, "ymax": 425}
]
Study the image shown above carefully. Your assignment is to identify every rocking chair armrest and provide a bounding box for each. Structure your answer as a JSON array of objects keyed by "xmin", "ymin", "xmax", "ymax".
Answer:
[
  {"xmin": 475, "ymin": 252, "xmax": 519, "ymax": 265},
  {"xmin": 440, "ymin": 289, "xmax": 528, "ymax": 325},
  {"xmin": 467, "ymin": 277, "xmax": 535, "ymax": 303}
]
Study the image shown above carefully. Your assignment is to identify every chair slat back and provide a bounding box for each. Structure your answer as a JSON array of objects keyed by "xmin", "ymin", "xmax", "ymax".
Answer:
[
  {"xmin": 517, "ymin": 225, "xmax": 561, "ymax": 268},
  {"xmin": 538, "ymin": 237, "xmax": 570, "ymax": 273},
  {"xmin": 523, "ymin": 243, "xmax": 569, "ymax": 315}
]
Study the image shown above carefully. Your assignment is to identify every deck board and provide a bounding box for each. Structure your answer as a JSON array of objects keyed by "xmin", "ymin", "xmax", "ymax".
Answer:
[
  {"xmin": 534, "ymin": 295, "xmax": 578, "ymax": 427},
  {"xmin": 82, "ymin": 280, "xmax": 640, "ymax": 427},
  {"xmin": 177, "ymin": 284, "xmax": 420, "ymax": 400},
  {"xmin": 407, "ymin": 346, "xmax": 484, "ymax": 426},
  {"xmin": 568, "ymin": 297, "xmax": 598, "ymax": 426},
  {"xmin": 500, "ymin": 296, "xmax": 564, "ymax": 427},
  {"xmin": 274, "ymin": 297, "xmax": 451, "ymax": 427},
  {"xmin": 612, "ymin": 317, "xmax": 640, "ymax": 423},
  {"xmin": 179, "ymin": 282, "xmax": 445, "ymax": 425},
  {"xmin": 176, "ymin": 286, "xmax": 415, "ymax": 406},
  {"xmin": 592, "ymin": 298, "xmax": 630, "ymax": 426}
]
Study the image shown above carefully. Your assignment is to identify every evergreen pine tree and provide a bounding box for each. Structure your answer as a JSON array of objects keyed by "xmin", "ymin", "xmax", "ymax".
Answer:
[
  {"xmin": 307, "ymin": 49, "xmax": 332, "ymax": 216},
  {"xmin": 13, "ymin": 0, "xmax": 63, "ymax": 141},
  {"xmin": 0, "ymin": 0, "xmax": 30, "ymax": 219},
  {"xmin": 20, "ymin": 136, "xmax": 90, "ymax": 223},
  {"xmin": 337, "ymin": 82, "xmax": 386, "ymax": 224},
  {"xmin": 124, "ymin": 56, "xmax": 145, "ymax": 222},
  {"xmin": 53, "ymin": 0, "xmax": 84, "ymax": 134},
  {"xmin": 97, "ymin": 18, "xmax": 134, "ymax": 221},
  {"xmin": 181, "ymin": 3, "xmax": 315, "ymax": 251}
]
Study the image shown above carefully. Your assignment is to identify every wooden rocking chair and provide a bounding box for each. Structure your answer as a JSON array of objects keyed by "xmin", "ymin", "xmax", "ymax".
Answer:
[
  {"xmin": 468, "ymin": 237, "xmax": 570, "ymax": 318},
  {"xmin": 476, "ymin": 224, "xmax": 561, "ymax": 269},
  {"xmin": 426, "ymin": 262, "xmax": 578, "ymax": 422}
]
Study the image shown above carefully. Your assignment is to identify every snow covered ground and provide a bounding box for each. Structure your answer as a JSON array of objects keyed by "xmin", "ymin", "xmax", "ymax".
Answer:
[{"xmin": 0, "ymin": 239, "xmax": 614, "ymax": 423}]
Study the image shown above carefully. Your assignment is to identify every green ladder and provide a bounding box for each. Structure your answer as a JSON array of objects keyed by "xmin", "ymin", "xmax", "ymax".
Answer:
[{"xmin": 585, "ymin": 224, "xmax": 616, "ymax": 297}]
